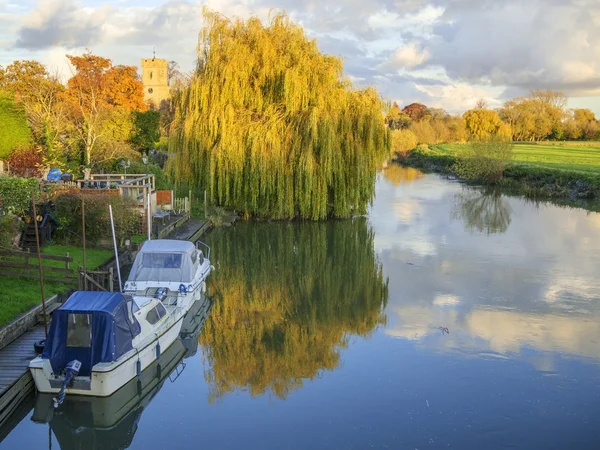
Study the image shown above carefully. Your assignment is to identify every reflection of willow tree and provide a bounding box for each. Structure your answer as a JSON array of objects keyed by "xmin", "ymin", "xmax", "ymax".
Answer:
[
  {"xmin": 200, "ymin": 219, "xmax": 388, "ymax": 402},
  {"xmin": 382, "ymin": 165, "xmax": 425, "ymax": 187},
  {"xmin": 452, "ymin": 189, "xmax": 512, "ymax": 234}
]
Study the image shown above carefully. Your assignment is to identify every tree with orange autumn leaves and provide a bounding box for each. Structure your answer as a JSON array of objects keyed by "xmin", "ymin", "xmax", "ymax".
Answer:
[
  {"xmin": 1, "ymin": 51, "xmax": 150, "ymax": 171},
  {"xmin": 61, "ymin": 52, "xmax": 147, "ymax": 166}
]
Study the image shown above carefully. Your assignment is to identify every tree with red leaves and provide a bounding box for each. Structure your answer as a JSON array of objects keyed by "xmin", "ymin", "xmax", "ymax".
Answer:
[{"xmin": 402, "ymin": 103, "xmax": 430, "ymax": 122}]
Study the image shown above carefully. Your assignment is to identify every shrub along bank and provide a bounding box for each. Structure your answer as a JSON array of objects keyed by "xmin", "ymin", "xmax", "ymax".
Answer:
[{"xmin": 401, "ymin": 143, "xmax": 600, "ymax": 206}]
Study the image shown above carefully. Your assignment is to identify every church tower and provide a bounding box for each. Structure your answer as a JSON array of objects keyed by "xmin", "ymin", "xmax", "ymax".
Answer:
[{"xmin": 141, "ymin": 56, "xmax": 170, "ymax": 109}]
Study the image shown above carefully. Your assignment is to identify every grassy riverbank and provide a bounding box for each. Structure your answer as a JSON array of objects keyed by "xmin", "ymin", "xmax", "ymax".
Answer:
[
  {"xmin": 439, "ymin": 143, "xmax": 600, "ymax": 174},
  {"xmin": 0, "ymin": 245, "xmax": 113, "ymax": 326},
  {"xmin": 403, "ymin": 143, "xmax": 600, "ymax": 206}
]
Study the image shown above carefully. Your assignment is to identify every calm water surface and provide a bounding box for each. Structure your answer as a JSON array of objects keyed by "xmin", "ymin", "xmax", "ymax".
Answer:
[{"xmin": 2, "ymin": 166, "xmax": 600, "ymax": 449}]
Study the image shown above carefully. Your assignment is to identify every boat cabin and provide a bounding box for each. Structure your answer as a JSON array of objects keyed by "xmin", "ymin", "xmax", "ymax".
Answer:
[
  {"xmin": 125, "ymin": 240, "xmax": 206, "ymax": 292},
  {"xmin": 42, "ymin": 292, "xmax": 141, "ymax": 376}
]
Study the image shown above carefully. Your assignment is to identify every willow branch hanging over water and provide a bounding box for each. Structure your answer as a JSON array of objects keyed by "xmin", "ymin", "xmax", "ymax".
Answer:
[{"xmin": 169, "ymin": 8, "xmax": 390, "ymax": 220}]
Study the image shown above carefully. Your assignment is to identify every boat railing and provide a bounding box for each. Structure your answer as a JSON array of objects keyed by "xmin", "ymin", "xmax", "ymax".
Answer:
[
  {"xmin": 169, "ymin": 361, "xmax": 186, "ymax": 383},
  {"xmin": 196, "ymin": 240, "xmax": 211, "ymax": 261}
]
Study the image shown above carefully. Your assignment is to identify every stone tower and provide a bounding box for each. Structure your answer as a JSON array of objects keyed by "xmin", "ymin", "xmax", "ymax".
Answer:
[{"xmin": 141, "ymin": 57, "xmax": 170, "ymax": 109}]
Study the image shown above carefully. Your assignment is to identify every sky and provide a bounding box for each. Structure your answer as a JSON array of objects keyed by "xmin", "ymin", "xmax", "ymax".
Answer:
[{"xmin": 1, "ymin": 0, "xmax": 599, "ymax": 115}]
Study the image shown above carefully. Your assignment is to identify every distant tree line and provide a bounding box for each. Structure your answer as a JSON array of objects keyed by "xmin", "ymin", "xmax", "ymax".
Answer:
[{"xmin": 386, "ymin": 90, "xmax": 600, "ymax": 155}]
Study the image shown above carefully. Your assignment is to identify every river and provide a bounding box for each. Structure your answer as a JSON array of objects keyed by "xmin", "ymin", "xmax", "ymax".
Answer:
[{"xmin": 2, "ymin": 165, "xmax": 600, "ymax": 449}]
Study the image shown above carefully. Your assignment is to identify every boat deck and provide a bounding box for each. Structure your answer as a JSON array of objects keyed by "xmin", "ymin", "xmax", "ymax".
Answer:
[{"xmin": 0, "ymin": 326, "xmax": 44, "ymax": 428}]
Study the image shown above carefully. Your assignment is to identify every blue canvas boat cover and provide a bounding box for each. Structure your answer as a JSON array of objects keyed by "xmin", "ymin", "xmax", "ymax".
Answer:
[
  {"xmin": 46, "ymin": 168, "xmax": 62, "ymax": 181},
  {"xmin": 42, "ymin": 291, "xmax": 141, "ymax": 376}
]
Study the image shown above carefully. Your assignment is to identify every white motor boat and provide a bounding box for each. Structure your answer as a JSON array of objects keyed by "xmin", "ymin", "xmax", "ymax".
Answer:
[
  {"xmin": 124, "ymin": 239, "xmax": 213, "ymax": 312},
  {"xmin": 29, "ymin": 239, "xmax": 213, "ymax": 401},
  {"xmin": 29, "ymin": 294, "xmax": 213, "ymax": 449}
]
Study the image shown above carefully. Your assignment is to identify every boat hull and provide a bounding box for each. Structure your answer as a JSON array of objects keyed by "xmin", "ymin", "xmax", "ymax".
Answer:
[{"xmin": 29, "ymin": 312, "xmax": 185, "ymax": 397}]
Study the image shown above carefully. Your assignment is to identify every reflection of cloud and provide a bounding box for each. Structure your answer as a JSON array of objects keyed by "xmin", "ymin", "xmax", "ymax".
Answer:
[
  {"xmin": 393, "ymin": 199, "xmax": 421, "ymax": 224},
  {"xmin": 433, "ymin": 294, "xmax": 460, "ymax": 306},
  {"xmin": 387, "ymin": 303, "xmax": 600, "ymax": 362},
  {"xmin": 467, "ymin": 309, "xmax": 600, "ymax": 360},
  {"xmin": 544, "ymin": 274, "xmax": 600, "ymax": 306},
  {"xmin": 374, "ymin": 171, "xmax": 600, "ymax": 368},
  {"xmin": 387, "ymin": 304, "xmax": 459, "ymax": 341}
]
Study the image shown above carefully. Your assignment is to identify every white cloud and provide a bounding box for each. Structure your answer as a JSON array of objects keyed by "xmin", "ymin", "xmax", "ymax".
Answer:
[
  {"xmin": 1, "ymin": 0, "xmax": 599, "ymax": 114},
  {"xmin": 414, "ymin": 82, "xmax": 503, "ymax": 112},
  {"xmin": 386, "ymin": 42, "xmax": 429, "ymax": 69}
]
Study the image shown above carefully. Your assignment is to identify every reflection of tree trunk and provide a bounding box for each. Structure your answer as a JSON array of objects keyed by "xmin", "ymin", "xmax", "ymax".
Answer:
[{"xmin": 452, "ymin": 189, "xmax": 512, "ymax": 235}]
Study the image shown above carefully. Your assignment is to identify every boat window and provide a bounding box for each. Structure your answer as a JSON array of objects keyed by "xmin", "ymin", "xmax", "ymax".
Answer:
[
  {"xmin": 198, "ymin": 250, "xmax": 205, "ymax": 265},
  {"xmin": 67, "ymin": 313, "xmax": 92, "ymax": 348},
  {"xmin": 141, "ymin": 253, "xmax": 182, "ymax": 269},
  {"xmin": 146, "ymin": 305, "xmax": 166, "ymax": 325},
  {"xmin": 125, "ymin": 297, "xmax": 139, "ymax": 322},
  {"xmin": 156, "ymin": 302, "xmax": 167, "ymax": 318}
]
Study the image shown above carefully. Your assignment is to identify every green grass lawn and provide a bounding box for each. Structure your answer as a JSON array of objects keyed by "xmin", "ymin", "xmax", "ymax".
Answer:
[
  {"xmin": 436, "ymin": 143, "xmax": 600, "ymax": 174},
  {"xmin": 42, "ymin": 245, "xmax": 113, "ymax": 270},
  {"xmin": 0, "ymin": 245, "xmax": 113, "ymax": 327},
  {"xmin": 0, "ymin": 278, "xmax": 68, "ymax": 327}
]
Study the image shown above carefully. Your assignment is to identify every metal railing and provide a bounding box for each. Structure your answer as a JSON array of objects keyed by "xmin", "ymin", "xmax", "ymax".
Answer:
[{"xmin": 196, "ymin": 240, "xmax": 211, "ymax": 261}]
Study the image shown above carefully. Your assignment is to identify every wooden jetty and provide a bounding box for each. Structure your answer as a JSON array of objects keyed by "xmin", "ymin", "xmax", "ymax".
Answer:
[
  {"xmin": 0, "ymin": 326, "xmax": 44, "ymax": 428},
  {"xmin": 166, "ymin": 218, "xmax": 211, "ymax": 241}
]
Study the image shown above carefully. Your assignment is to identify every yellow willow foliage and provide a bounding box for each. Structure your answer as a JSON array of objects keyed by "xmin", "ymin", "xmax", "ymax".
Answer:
[
  {"xmin": 169, "ymin": 9, "xmax": 390, "ymax": 219},
  {"xmin": 200, "ymin": 220, "xmax": 389, "ymax": 401}
]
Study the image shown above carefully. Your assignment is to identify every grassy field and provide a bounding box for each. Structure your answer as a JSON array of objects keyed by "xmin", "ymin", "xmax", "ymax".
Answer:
[
  {"xmin": 0, "ymin": 245, "xmax": 113, "ymax": 326},
  {"xmin": 436, "ymin": 143, "xmax": 600, "ymax": 174},
  {"xmin": 403, "ymin": 142, "xmax": 600, "ymax": 209}
]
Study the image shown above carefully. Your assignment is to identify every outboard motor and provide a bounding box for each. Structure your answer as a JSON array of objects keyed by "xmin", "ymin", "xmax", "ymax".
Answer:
[{"xmin": 53, "ymin": 359, "xmax": 81, "ymax": 409}]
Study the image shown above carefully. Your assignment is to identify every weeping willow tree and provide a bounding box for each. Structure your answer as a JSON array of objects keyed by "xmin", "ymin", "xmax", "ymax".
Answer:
[
  {"xmin": 169, "ymin": 9, "xmax": 390, "ymax": 219},
  {"xmin": 200, "ymin": 219, "xmax": 388, "ymax": 402}
]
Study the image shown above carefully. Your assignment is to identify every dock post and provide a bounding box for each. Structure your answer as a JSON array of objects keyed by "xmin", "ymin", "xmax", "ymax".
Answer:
[
  {"xmin": 82, "ymin": 198, "xmax": 87, "ymax": 289},
  {"xmin": 32, "ymin": 191, "xmax": 48, "ymax": 338}
]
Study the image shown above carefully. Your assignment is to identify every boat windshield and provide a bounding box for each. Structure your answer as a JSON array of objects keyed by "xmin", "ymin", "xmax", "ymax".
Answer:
[
  {"xmin": 142, "ymin": 253, "xmax": 182, "ymax": 269},
  {"xmin": 129, "ymin": 251, "xmax": 195, "ymax": 283}
]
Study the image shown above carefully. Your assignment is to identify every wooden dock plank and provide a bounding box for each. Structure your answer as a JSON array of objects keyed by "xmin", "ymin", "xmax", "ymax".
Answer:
[{"xmin": 0, "ymin": 325, "xmax": 44, "ymax": 428}]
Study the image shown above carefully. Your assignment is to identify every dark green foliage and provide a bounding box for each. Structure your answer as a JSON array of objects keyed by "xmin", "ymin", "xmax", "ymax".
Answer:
[
  {"xmin": 0, "ymin": 95, "xmax": 32, "ymax": 158},
  {"xmin": 403, "ymin": 146, "xmax": 457, "ymax": 173},
  {"xmin": 0, "ymin": 215, "xmax": 21, "ymax": 249},
  {"xmin": 501, "ymin": 165, "xmax": 600, "ymax": 199},
  {"xmin": 0, "ymin": 176, "xmax": 39, "ymax": 215},
  {"xmin": 125, "ymin": 160, "xmax": 173, "ymax": 190},
  {"xmin": 131, "ymin": 110, "xmax": 161, "ymax": 151},
  {"xmin": 53, "ymin": 193, "xmax": 139, "ymax": 245},
  {"xmin": 456, "ymin": 140, "xmax": 514, "ymax": 183}
]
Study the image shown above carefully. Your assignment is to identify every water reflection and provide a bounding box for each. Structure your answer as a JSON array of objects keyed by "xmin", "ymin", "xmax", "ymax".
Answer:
[
  {"xmin": 452, "ymin": 189, "xmax": 512, "ymax": 235},
  {"xmin": 373, "ymin": 170, "xmax": 600, "ymax": 366},
  {"xmin": 27, "ymin": 297, "xmax": 212, "ymax": 450},
  {"xmin": 202, "ymin": 219, "xmax": 389, "ymax": 402},
  {"xmin": 382, "ymin": 165, "xmax": 425, "ymax": 186}
]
